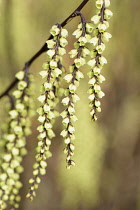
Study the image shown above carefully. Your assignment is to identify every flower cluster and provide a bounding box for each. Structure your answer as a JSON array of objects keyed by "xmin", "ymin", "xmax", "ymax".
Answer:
[
  {"xmin": 27, "ymin": 24, "xmax": 68, "ymax": 200},
  {"xmin": 87, "ymin": 0, "xmax": 113, "ymax": 120},
  {"xmin": 0, "ymin": 69, "xmax": 33, "ymax": 209},
  {"xmin": 60, "ymin": 13, "xmax": 94, "ymax": 169}
]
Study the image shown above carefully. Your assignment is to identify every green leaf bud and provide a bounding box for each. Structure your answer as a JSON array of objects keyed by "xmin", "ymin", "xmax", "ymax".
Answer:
[{"xmin": 15, "ymin": 71, "xmax": 25, "ymax": 80}]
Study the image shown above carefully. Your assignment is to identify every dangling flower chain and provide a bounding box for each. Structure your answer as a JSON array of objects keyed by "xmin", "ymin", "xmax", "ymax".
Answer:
[
  {"xmin": 87, "ymin": 0, "xmax": 113, "ymax": 121},
  {"xmin": 60, "ymin": 11, "xmax": 92, "ymax": 169},
  {"xmin": 27, "ymin": 24, "xmax": 68, "ymax": 200},
  {"xmin": 0, "ymin": 0, "xmax": 113, "ymax": 206},
  {"xmin": 0, "ymin": 69, "xmax": 33, "ymax": 209}
]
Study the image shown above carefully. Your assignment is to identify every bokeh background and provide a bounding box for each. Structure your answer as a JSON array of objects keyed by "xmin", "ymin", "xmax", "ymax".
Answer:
[{"xmin": 0, "ymin": 0, "xmax": 140, "ymax": 209}]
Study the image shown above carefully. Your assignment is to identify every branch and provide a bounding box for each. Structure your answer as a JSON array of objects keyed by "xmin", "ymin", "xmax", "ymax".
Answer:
[{"xmin": 0, "ymin": 0, "xmax": 89, "ymax": 99}]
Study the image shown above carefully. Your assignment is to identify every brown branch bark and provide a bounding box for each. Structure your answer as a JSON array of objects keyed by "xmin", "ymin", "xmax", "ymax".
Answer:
[{"xmin": 0, "ymin": 0, "xmax": 89, "ymax": 99}]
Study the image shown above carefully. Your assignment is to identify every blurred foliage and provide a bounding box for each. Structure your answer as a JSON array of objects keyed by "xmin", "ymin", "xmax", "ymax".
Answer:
[{"xmin": 0, "ymin": 0, "xmax": 140, "ymax": 210}]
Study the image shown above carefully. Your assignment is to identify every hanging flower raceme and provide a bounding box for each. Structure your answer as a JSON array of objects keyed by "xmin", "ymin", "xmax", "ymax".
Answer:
[
  {"xmin": 60, "ymin": 12, "xmax": 93, "ymax": 169},
  {"xmin": 0, "ymin": 69, "xmax": 33, "ymax": 210},
  {"xmin": 87, "ymin": 0, "xmax": 113, "ymax": 121},
  {"xmin": 27, "ymin": 24, "xmax": 68, "ymax": 200}
]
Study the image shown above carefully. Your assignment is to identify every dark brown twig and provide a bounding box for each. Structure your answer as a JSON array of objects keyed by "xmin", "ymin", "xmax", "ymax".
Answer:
[{"xmin": 0, "ymin": 0, "xmax": 89, "ymax": 99}]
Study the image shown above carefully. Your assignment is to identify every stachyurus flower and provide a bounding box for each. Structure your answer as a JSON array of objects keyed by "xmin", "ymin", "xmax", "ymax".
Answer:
[
  {"xmin": 87, "ymin": 0, "xmax": 113, "ymax": 121},
  {"xmin": 27, "ymin": 24, "xmax": 68, "ymax": 200},
  {"xmin": 61, "ymin": 12, "xmax": 93, "ymax": 169},
  {"xmin": 0, "ymin": 69, "xmax": 33, "ymax": 209}
]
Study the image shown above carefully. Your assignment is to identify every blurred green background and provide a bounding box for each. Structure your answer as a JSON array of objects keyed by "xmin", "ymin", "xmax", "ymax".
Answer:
[{"xmin": 0, "ymin": 0, "xmax": 140, "ymax": 210}]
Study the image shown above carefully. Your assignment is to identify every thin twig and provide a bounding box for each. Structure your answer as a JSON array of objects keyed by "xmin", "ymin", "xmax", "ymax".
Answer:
[{"xmin": 0, "ymin": 0, "xmax": 89, "ymax": 99}]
